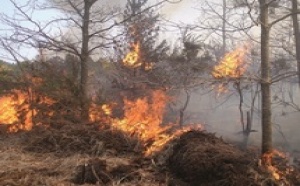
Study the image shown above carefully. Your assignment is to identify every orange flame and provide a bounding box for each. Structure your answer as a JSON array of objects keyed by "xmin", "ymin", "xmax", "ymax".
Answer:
[
  {"xmin": 112, "ymin": 90, "xmax": 170, "ymax": 142},
  {"xmin": 89, "ymin": 90, "xmax": 198, "ymax": 155},
  {"xmin": 122, "ymin": 42, "xmax": 153, "ymax": 70},
  {"xmin": 261, "ymin": 149, "xmax": 293, "ymax": 181},
  {"xmin": 0, "ymin": 90, "xmax": 54, "ymax": 132},
  {"xmin": 109, "ymin": 90, "xmax": 202, "ymax": 155},
  {"xmin": 212, "ymin": 46, "xmax": 248, "ymax": 79},
  {"xmin": 0, "ymin": 92, "xmax": 26, "ymax": 125},
  {"xmin": 123, "ymin": 42, "xmax": 142, "ymax": 68},
  {"xmin": 89, "ymin": 103, "xmax": 113, "ymax": 122}
]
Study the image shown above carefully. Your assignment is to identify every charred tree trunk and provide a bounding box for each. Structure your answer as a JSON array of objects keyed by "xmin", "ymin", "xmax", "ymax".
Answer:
[
  {"xmin": 242, "ymin": 111, "xmax": 251, "ymax": 149},
  {"xmin": 292, "ymin": 0, "xmax": 300, "ymax": 86},
  {"xmin": 235, "ymin": 81, "xmax": 245, "ymax": 131},
  {"xmin": 179, "ymin": 89, "xmax": 190, "ymax": 128},
  {"xmin": 80, "ymin": 1, "xmax": 95, "ymax": 121},
  {"xmin": 259, "ymin": 0, "xmax": 273, "ymax": 165}
]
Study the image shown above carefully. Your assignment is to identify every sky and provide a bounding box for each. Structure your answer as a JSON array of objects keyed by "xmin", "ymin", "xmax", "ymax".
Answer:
[
  {"xmin": 0, "ymin": 0, "xmax": 201, "ymax": 62},
  {"xmin": 0, "ymin": 0, "xmax": 64, "ymax": 62}
]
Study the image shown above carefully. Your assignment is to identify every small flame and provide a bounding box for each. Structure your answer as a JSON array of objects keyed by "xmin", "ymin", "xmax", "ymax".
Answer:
[
  {"xmin": 89, "ymin": 103, "xmax": 113, "ymax": 122},
  {"xmin": 212, "ymin": 46, "xmax": 248, "ymax": 79},
  {"xmin": 102, "ymin": 104, "xmax": 112, "ymax": 116},
  {"xmin": 122, "ymin": 42, "xmax": 153, "ymax": 70},
  {"xmin": 261, "ymin": 149, "xmax": 292, "ymax": 181},
  {"xmin": 123, "ymin": 42, "xmax": 142, "ymax": 68}
]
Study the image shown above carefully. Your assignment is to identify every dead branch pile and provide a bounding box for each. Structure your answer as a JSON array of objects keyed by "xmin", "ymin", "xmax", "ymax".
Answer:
[
  {"xmin": 165, "ymin": 130, "xmax": 281, "ymax": 186},
  {"xmin": 71, "ymin": 156, "xmax": 166, "ymax": 185},
  {"xmin": 0, "ymin": 126, "xmax": 299, "ymax": 185},
  {"xmin": 21, "ymin": 124, "xmax": 143, "ymax": 157}
]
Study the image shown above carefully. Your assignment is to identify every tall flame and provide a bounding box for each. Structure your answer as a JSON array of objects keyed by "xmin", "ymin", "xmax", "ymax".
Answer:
[
  {"xmin": 0, "ymin": 90, "xmax": 54, "ymax": 132},
  {"xmin": 109, "ymin": 90, "xmax": 201, "ymax": 155},
  {"xmin": 212, "ymin": 46, "xmax": 248, "ymax": 79},
  {"xmin": 112, "ymin": 90, "xmax": 170, "ymax": 142}
]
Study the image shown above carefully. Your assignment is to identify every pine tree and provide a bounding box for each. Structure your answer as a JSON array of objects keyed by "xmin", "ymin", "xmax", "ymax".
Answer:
[{"xmin": 122, "ymin": 0, "xmax": 168, "ymax": 71}]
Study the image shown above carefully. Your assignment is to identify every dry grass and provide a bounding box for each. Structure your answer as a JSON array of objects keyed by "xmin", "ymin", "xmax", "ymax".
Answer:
[
  {"xmin": 0, "ymin": 126, "xmax": 299, "ymax": 186},
  {"xmin": 0, "ymin": 126, "xmax": 166, "ymax": 186}
]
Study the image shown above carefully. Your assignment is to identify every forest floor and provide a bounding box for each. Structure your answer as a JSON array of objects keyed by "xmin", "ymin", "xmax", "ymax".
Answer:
[{"xmin": 0, "ymin": 124, "xmax": 299, "ymax": 186}]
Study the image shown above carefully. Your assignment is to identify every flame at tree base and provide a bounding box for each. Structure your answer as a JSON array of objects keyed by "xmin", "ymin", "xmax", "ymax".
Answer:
[{"xmin": 260, "ymin": 149, "xmax": 294, "ymax": 181}]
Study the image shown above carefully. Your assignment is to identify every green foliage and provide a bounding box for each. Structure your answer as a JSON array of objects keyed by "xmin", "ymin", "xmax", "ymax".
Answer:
[
  {"xmin": 0, "ymin": 60, "xmax": 19, "ymax": 94},
  {"xmin": 122, "ymin": 0, "xmax": 169, "ymax": 66}
]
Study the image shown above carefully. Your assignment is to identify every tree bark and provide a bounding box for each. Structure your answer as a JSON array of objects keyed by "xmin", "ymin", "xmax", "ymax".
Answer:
[
  {"xmin": 259, "ymin": 0, "xmax": 273, "ymax": 164},
  {"xmin": 222, "ymin": 0, "xmax": 227, "ymax": 55},
  {"xmin": 179, "ymin": 89, "xmax": 190, "ymax": 128},
  {"xmin": 80, "ymin": 1, "xmax": 93, "ymax": 121},
  {"xmin": 292, "ymin": 0, "xmax": 300, "ymax": 85}
]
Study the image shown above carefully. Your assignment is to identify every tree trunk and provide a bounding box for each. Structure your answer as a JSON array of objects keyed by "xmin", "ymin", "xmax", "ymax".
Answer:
[
  {"xmin": 292, "ymin": 0, "xmax": 300, "ymax": 86},
  {"xmin": 80, "ymin": 1, "xmax": 93, "ymax": 121},
  {"xmin": 179, "ymin": 89, "xmax": 190, "ymax": 128},
  {"xmin": 260, "ymin": 0, "xmax": 273, "ymax": 165},
  {"xmin": 222, "ymin": 0, "xmax": 227, "ymax": 55}
]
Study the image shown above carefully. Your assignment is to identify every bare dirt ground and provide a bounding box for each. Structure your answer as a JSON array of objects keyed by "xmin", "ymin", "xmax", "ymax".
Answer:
[{"xmin": 0, "ymin": 124, "xmax": 299, "ymax": 186}]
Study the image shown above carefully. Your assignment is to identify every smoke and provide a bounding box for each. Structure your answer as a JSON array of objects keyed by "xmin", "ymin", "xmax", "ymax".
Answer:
[
  {"xmin": 175, "ymin": 82, "xmax": 300, "ymax": 152},
  {"xmin": 98, "ymin": 0, "xmax": 198, "ymax": 23},
  {"xmin": 160, "ymin": 0, "xmax": 199, "ymax": 23}
]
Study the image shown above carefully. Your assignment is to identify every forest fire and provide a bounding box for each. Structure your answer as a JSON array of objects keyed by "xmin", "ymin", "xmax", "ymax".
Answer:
[
  {"xmin": 212, "ymin": 46, "xmax": 248, "ymax": 79},
  {"xmin": 89, "ymin": 103, "xmax": 113, "ymax": 122},
  {"xmin": 113, "ymin": 90, "xmax": 169, "ymax": 140},
  {"xmin": 261, "ymin": 149, "xmax": 294, "ymax": 181},
  {"xmin": 91, "ymin": 90, "xmax": 200, "ymax": 155},
  {"xmin": 123, "ymin": 42, "xmax": 142, "ymax": 68},
  {"xmin": 111, "ymin": 90, "xmax": 188, "ymax": 155},
  {"xmin": 122, "ymin": 41, "xmax": 153, "ymax": 70},
  {"xmin": 0, "ymin": 90, "xmax": 53, "ymax": 132},
  {"xmin": 0, "ymin": 87, "xmax": 197, "ymax": 155},
  {"xmin": 0, "ymin": 94, "xmax": 21, "ymax": 125}
]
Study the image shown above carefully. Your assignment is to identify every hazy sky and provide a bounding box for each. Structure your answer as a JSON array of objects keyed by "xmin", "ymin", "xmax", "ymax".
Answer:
[{"xmin": 0, "ymin": 0, "xmax": 200, "ymax": 61}]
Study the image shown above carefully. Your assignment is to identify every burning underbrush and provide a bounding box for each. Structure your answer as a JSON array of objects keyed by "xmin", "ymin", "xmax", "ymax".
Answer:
[
  {"xmin": 164, "ymin": 130, "xmax": 300, "ymax": 185},
  {"xmin": 0, "ymin": 88, "xmax": 299, "ymax": 185},
  {"xmin": 1, "ymin": 126, "xmax": 299, "ymax": 186}
]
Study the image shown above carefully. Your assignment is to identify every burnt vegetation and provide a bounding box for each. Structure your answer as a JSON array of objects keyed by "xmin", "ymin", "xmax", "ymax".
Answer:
[{"xmin": 0, "ymin": 0, "xmax": 299, "ymax": 185}]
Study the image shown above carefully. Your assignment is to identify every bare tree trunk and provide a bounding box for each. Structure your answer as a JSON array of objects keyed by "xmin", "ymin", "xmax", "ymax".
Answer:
[
  {"xmin": 179, "ymin": 89, "xmax": 190, "ymax": 128},
  {"xmin": 222, "ymin": 0, "xmax": 227, "ymax": 55},
  {"xmin": 260, "ymin": 0, "xmax": 273, "ymax": 165},
  {"xmin": 236, "ymin": 81, "xmax": 245, "ymax": 131},
  {"xmin": 80, "ymin": 1, "xmax": 94, "ymax": 121},
  {"xmin": 242, "ymin": 111, "xmax": 251, "ymax": 149},
  {"xmin": 292, "ymin": 0, "xmax": 300, "ymax": 85}
]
